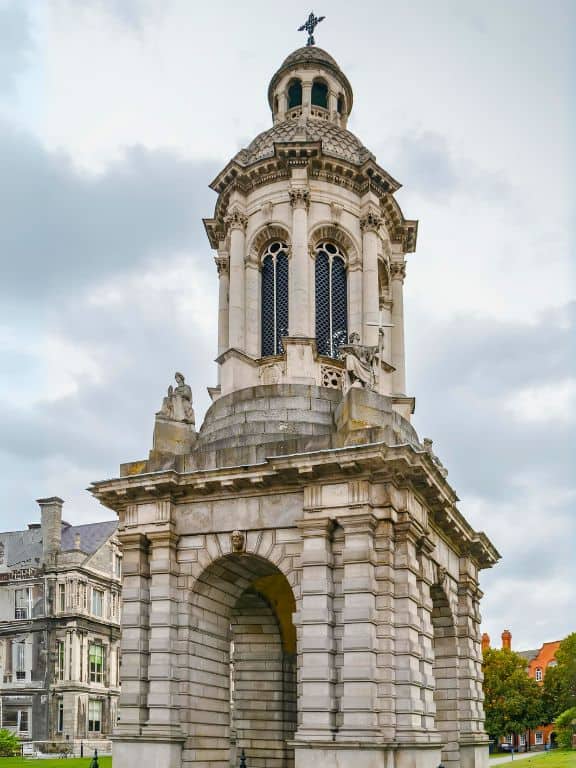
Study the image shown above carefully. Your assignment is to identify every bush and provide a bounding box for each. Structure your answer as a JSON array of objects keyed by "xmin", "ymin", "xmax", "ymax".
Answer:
[
  {"xmin": 555, "ymin": 706, "xmax": 576, "ymax": 750},
  {"xmin": 0, "ymin": 728, "xmax": 21, "ymax": 757}
]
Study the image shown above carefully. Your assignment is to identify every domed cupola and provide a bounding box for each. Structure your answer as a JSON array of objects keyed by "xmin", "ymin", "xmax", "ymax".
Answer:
[{"xmin": 267, "ymin": 46, "xmax": 353, "ymax": 128}]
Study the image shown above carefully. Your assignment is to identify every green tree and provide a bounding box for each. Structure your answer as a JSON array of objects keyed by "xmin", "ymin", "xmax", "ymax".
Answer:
[
  {"xmin": 543, "ymin": 633, "xmax": 576, "ymax": 720},
  {"xmin": 554, "ymin": 705, "xmax": 576, "ymax": 750},
  {"xmin": 482, "ymin": 647, "xmax": 545, "ymax": 743},
  {"xmin": 0, "ymin": 728, "xmax": 20, "ymax": 757}
]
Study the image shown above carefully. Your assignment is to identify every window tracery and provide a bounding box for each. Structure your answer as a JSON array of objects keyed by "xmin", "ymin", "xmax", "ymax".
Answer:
[
  {"xmin": 261, "ymin": 241, "xmax": 289, "ymax": 357},
  {"xmin": 315, "ymin": 241, "xmax": 348, "ymax": 358}
]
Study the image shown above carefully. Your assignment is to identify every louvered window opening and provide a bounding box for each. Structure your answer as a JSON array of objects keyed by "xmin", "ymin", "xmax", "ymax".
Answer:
[
  {"xmin": 261, "ymin": 241, "xmax": 289, "ymax": 357},
  {"xmin": 315, "ymin": 242, "xmax": 348, "ymax": 358}
]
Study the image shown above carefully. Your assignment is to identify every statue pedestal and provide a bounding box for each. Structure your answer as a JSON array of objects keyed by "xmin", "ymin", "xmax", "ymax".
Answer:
[{"xmin": 152, "ymin": 416, "xmax": 196, "ymax": 455}]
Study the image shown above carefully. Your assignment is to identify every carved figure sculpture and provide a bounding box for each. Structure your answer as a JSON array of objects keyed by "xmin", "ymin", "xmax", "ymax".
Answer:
[
  {"xmin": 231, "ymin": 530, "xmax": 245, "ymax": 553},
  {"xmin": 423, "ymin": 437, "xmax": 448, "ymax": 478},
  {"xmin": 159, "ymin": 372, "xmax": 195, "ymax": 425},
  {"xmin": 340, "ymin": 333, "xmax": 379, "ymax": 391}
]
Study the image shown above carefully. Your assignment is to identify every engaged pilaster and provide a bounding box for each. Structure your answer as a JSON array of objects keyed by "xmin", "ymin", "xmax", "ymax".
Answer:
[
  {"xmin": 115, "ymin": 531, "xmax": 150, "ymax": 737},
  {"xmin": 360, "ymin": 209, "xmax": 382, "ymax": 347},
  {"xmin": 215, "ymin": 249, "xmax": 230, "ymax": 362},
  {"xmin": 390, "ymin": 260, "xmax": 407, "ymax": 394},
  {"xmin": 289, "ymin": 183, "xmax": 311, "ymax": 337},
  {"xmin": 294, "ymin": 517, "xmax": 336, "ymax": 740},
  {"xmin": 225, "ymin": 207, "xmax": 248, "ymax": 350},
  {"xmin": 337, "ymin": 513, "xmax": 379, "ymax": 739}
]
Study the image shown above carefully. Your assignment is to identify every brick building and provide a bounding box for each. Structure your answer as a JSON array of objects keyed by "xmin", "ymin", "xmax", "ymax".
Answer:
[{"xmin": 482, "ymin": 630, "xmax": 561, "ymax": 750}]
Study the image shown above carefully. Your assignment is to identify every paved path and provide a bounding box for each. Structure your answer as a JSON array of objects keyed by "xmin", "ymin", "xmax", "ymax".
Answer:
[{"xmin": 491, "ymin": 752, "xmax": 550, "ymax": 765}]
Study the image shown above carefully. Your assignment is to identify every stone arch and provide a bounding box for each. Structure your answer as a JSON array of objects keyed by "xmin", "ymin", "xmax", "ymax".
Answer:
[
  {"xmin": 430, "ymin": 578, "xmax": 461, "ymax": 768},
  {"xmin": 308, "ymin": 222, "xmax": 360, "ymax": 267},
  {"xmin": 247, "ymin": 223, "xmax": 292, "ymax": 265},
  {"xmin": 183, "ymin": 542, "xmax": 299, "ymax": 768}
]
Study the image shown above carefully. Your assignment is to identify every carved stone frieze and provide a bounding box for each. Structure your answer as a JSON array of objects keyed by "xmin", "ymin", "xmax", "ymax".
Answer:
[{"xmin": 289, "ymin": 187, "xmax": 310, "ymax": 209}]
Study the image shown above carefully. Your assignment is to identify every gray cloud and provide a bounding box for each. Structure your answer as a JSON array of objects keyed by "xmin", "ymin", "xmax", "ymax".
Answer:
[
  {"xmin": 0, "ymin": 123, "xmax": 218, "ymax": 300},
  {"xmin": 0, "ymin": 1, "xmax": 31, "ymax": 92}
]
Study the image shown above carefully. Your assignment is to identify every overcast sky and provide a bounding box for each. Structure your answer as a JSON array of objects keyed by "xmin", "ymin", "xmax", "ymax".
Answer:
[{"xmin": 0, "ymin": 0, "xmax": 574, "ymax": 650}]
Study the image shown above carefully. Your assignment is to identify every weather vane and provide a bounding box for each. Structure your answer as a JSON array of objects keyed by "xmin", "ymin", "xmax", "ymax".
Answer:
[{"xmin": 298, "ymin": 11, "xmax": 325, "ymax": 46}]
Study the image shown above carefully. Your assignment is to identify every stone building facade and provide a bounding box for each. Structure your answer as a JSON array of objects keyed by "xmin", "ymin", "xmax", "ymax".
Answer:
[
  {"xmin": 91, "ymin": 42, "xmax": 499, "ymax": 768},
  {"xmin": 0, "ymin": 497, "xmax": 121, "ymax": 752}
]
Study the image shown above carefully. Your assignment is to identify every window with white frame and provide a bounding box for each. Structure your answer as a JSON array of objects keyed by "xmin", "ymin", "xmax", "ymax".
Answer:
[
  {"xmin": 56, "ymin": 640, "xmax": 65, "ymax": 681},
  {"xmin": 58, "ymin": 582, "xmax": 66, "ymax": 612},
  {"xmin": 535, "ymin": 731, "xmax": 543, "ymax": 745},
  {"xmin": 535, "ymin": 667, "xmax": 543, "ymax": 682},
  {"xmin": 505, "ymin": 735, "xmax": 514, "ymax": 744},
  {"xmin": 519, "ymin": 734, "xmax": 526, "ymax": 746},
  {"xmin": 14, "ymin": 587, "xmax": 31, "ymax": 619},
  {"xmin": 15, "ymin": 641, "xmax": 26, "ymax": 680},
  {"xmin": 88, "ymin": 699, "xmax": 102, "ymax": 733},
  {"xmin": 114, "ymin": 554, "xmax": 122, "ymax": 578},
  {"xmin": 91, "ymin": 588, "xmax": 104, "ymax": 617},
  {"xmin": 89, "ymin": 643, "xmax": 104, "ymax": 683},
  {"xmin": 2, "ymin": 707, "xmax": 30, "ymax": 734}
]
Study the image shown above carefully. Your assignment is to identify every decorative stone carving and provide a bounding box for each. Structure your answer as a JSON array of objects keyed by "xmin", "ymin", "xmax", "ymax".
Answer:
[
  {"xmin": 289, "ymin": 187, "xmax": 310, "ymax": 209},
  {"xmin": 231, "ymin": 530, "xmax": 245, "ymax": 553},
  {"xmin": 259, "ymin": 362, "xmax": 284, "ymax": 385},
  {"xmin": 225, "ymin": 207, "xmax": 248, "ymax": 231},
  {"xmin": 435, "ymin": 565, "xmax": 447, "ymax": 587},
  {"xmin": 158, "ymin": 372, "xmax": 196, "ymax": 426},
  {"xmin": 261, "ymin": 201, "xmax": 273, "ymax": 222},
  {"xmin": 423, "ymin": 437, "xmax": 448, "ymax": 477},
  {"xmin": 360, "ymin": 209, "xmax": 383, "ymax": 232},
  {"xmin": 215, "ymin": 254, "xmax": 229, "ymax": 276},
  {"xmin": 321, "ymin": 364, "xmax": 344, "ymax": 389},
  {"xmin": 330, "ymin": 202, "xmax": 343, "ymax": 222},
  {"xmin": 390, "ymin": 261, "xmax": 407, "ymax": 281},
  {"xmin": 340, "ymin": 333, "xmax": 379, "ymax": 391}
]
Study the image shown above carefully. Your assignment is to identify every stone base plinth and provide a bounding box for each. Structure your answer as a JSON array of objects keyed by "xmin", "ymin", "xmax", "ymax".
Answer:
[
  {"xmin": 112, "ymin": 735, "xmax": 183, "ymax": 768},
  {"xmin": 152, "ymin": 416, "xmax": 196, "ymax": 454},
  {"xmin": 294, "ymin": 742, "xmax": 442, "ymax": 768}
]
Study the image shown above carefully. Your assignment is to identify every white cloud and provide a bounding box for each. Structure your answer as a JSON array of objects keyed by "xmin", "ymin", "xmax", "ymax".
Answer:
[{"xmin": 503, "ymin": 378, "xmax": 576, "ymax": 425}]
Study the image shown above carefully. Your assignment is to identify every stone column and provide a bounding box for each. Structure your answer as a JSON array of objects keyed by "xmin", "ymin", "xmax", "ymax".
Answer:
[
  {"xmin": 393, "ymin": 513, "xmax": 427, "ymax": 744},
  {"xmin": 390, "ymin": 261, "xmax": 407, "ymax": 394},
  {"xmin": 245, "ymin": 255, "xmax": 260, "ymax": 358},
  {"xmin": 143, "ymin": 526, "xmax": 184, "ymax": 741},
  {"xmin": 337, "ymin": 514, "xmax": 379, "ymax": 739},
  {"xmin": 457, "ymin": 558, "xmax": 489, "ymax": 768},
  {"xmin": 348, "ymin": 264, "xmax": 363, "ymax": 340},
  {"xmin": 360, "ymin": 210, "xmax": 382, "ymax": 347},
  {"xmin": 289, "ymin": 185, "xmax": 311, "ymax": 337},
  {"xmin": 294, "ymin": 518, "xmax": 336, "ymax": 740},
  {"xmin": 226, "ymin": 208, "xmax": 247, "ymax": 351},
  {"xmin": 215, "ymin": 250, "xmax": 229, "ymax": 359},
  {"xmin": 114, "ymin": 531, "xmax": 150, "ymax": 738}
]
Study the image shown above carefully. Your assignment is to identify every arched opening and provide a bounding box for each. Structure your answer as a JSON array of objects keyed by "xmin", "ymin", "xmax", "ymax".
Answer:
[
  {"xmin": 337, "ymin": 94, "xmax": 345, "ymax": 115},
  {"xmin": 431, "ymin": 582, "xmax": 460, "ymax": 768},
  {"xmin": 311, "ymin": 80, "xmax": 328, "ymax": 109},
  {"xmin": 287, "ymin": 79, "xmax": 302, "ymax": 109},
  {"xmin": 187, "ymin": 554, "xmax": 297, "ymax": 768},
  {"xmin": 315, "ymin": 241, "xmax": 348, "ymax": 358},
  {"xmin": 261, "ymin": 241, "xmax": 289, "ymax": 356}
]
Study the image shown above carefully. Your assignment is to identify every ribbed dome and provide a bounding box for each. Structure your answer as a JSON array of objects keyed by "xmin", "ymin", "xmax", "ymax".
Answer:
[{"xmin": 235, "ymin": 117, "xmax": 373, "ymax": 167}]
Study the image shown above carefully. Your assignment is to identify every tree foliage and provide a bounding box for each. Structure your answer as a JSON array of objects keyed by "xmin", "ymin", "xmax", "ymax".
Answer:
[
  {"xmin": 543, "ymin": 633, "xmax": 576, "ymax": 720},
  {"xmin": 0, "ymin": 728, "xmax": 20, "ymax": 757},
  {"xmin": 555, "ymin": 705, "xmax": 576, "ymax": 750},
  {"xmin": 483, "ymin": 647, "xmax": 544, "ymax": 740}
]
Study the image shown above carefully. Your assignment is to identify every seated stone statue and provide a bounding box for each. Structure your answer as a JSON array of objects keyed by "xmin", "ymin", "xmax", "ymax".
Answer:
[
  {"xmin": 158, "ymin": 372, "xmax": 195, "ymax": 426},
  {"xmin": 340, "ymin": 332, "xmax": 379, "ymax": 391}
]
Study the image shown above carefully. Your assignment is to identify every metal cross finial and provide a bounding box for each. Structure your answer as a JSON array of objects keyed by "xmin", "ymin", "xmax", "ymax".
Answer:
[{"xmin": 298, "ymin": 11, "xmax": 325, "ymax": 46}]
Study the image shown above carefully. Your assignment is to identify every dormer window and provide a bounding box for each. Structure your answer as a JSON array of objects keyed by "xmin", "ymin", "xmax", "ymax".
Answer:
[
  {"xmin": 287, "ymin": 79, "xmax": 302, "ymax": 109},
  {"xmin": 311, "ymin": 80, "xmax": 328, "ymax": 109}
]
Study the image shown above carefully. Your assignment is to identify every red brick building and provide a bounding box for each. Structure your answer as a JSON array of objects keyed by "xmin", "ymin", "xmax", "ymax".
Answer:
[{"xmin": 482, "ymin": 630, "xmax": 561, "ymax": 750}]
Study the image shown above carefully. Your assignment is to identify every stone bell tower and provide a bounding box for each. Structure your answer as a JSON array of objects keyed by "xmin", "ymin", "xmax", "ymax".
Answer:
[{"xmin": 92, "ymin": 33, "xmax": 499, "ymax": 768}]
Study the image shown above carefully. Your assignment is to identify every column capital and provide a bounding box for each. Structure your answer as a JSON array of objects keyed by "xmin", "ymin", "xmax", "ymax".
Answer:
[
  {"xmin": 360, "ymin": 209, "xmax": 382, "ymax": 232},
  {"xmin": 225, "ymin": 207, "xmax": 247, "ymax": 231},
  {"xmin": 390, "ymin": 260, "xmax": 407, "ymax": 281},
  {"xmin": 147, "ymin": 529, "xmax": 179, "ymax": 549},
  {"xmin": 214, "ymin": 254, "xmax": 229, "ymax": 276},
  {"xmin": 297, "ymin": 517, "xmax": 334, "ymax": 537},
  {"xmin": 289, "ymin": 186, "xmax": 310, "ymax": 210},
  {"xmin": 338, "ymin": 512, "xmax": 377, "ymax": 533}
]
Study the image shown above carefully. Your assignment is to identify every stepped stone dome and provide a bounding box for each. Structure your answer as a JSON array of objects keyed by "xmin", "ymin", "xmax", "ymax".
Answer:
[{"xmin": 235, "ymin": 118, "xmax": 373, "ymax": 166}]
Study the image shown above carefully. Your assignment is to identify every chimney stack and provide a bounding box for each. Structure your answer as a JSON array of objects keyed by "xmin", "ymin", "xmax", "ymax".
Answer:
[
  {"xmin": 501, "ymin": 629, "xmax": 512, "ymax": 650},
  {"xmin": 37, "ymin": 497, "xmax": 63, "ymax": 565},
  {"xmin": 481, "ymin": 633, "xmax": 490, "ymax": 652}
]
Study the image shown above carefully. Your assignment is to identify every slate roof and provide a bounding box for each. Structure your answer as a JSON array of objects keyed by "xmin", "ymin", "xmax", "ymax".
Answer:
[
  {"xmin": 0, "ymin": 520, "xmax": 117, "ymax": 568},
  {"xmin": 518, "ymin": 649, "xmax": 539, "ymax": 662}
]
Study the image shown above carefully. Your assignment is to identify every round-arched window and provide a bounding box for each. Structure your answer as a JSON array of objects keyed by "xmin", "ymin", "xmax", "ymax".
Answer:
[
  {"xmin": 315, "ymin": 242, "xmax": 348, "ymax": 358},
  {"xmin": 337, "ymin": 94, "xmax": 345, "ymax": 114},
  {"xmin": 287, "ymin": 80, "xmax": 302, "ymax": 109},
  {"xmin": 311, "ymin": 80, "xmax": 328, "ymax": 109},
  {"xmin": 261, "ymin": 241, "xmax": 289, "ymax": 357}
]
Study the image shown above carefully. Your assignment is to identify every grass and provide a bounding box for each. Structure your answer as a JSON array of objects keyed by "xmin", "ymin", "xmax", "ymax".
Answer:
[
  {"xmin": 490, "ymin": 751, "xmax": 576, "ymax": 767},
  {"xmin": 0, "ymin": 758, "xmax": 111, "ymax": 767}
]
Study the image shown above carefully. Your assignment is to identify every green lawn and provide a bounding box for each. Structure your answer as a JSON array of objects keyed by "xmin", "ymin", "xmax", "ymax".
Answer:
[
  {"xmin": 490, "ymin": 751, "xmax": 576, "ymax": 767},
  {"xmin": 0, "ymin": 759, "xmax": 111, "ymax": 767}
]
